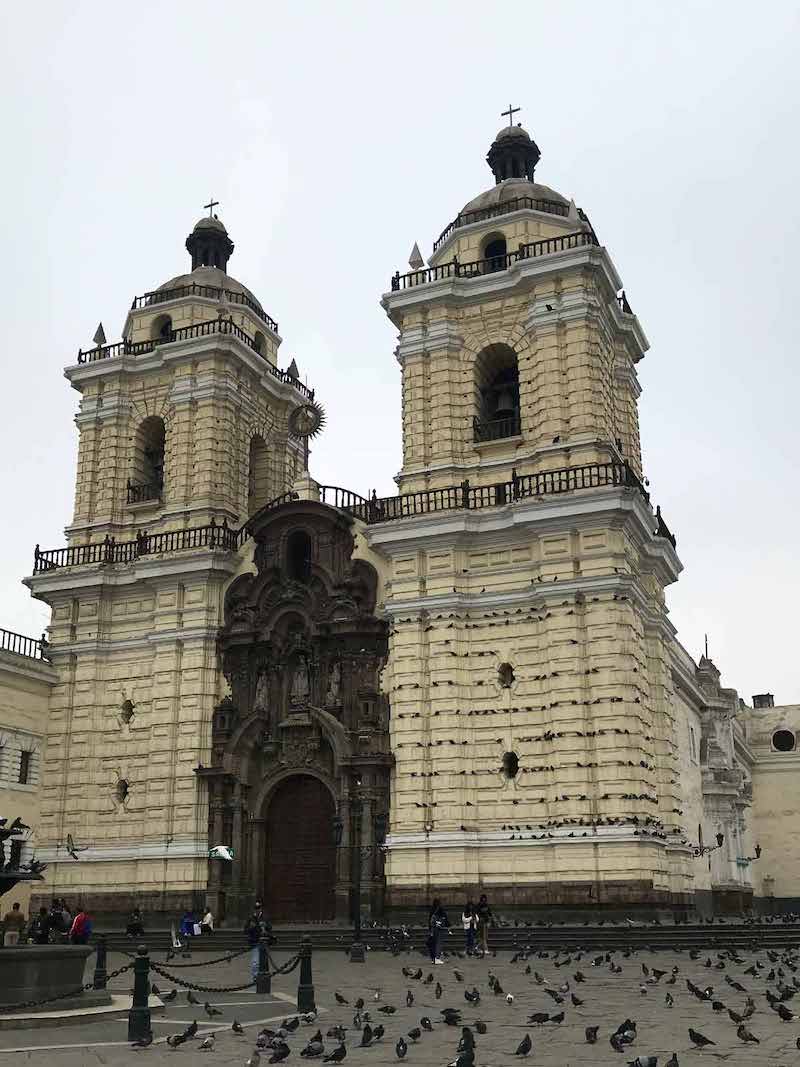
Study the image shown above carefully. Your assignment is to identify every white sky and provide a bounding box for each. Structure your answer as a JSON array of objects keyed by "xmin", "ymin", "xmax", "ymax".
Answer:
[{"xmin": 1, "ymin": 1, "xmax": 798, "ymax": 703}]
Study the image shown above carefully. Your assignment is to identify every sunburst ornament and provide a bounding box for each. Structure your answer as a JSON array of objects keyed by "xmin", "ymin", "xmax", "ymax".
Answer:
[{"xmin": 289, "ymin": 400, "xmax": 326, "ymax": 439}]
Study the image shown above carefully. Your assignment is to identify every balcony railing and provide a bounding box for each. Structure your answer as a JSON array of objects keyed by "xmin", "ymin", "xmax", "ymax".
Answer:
[
  {"xmin": 473, "ymin": 414, "xmax": 521, "ymax": 442},
  {"xmin": 433, "ymin": 196, "xmax": 571, "ymax": 253},
  {"xmin": 75, "ymin": 318, "xmax": 314, "ymax": 400},
  {"xmin": 126, "ymin": 480, "xmax": 162, "ymax": 504},
  {"xmin": 131, "ymin": 283, "xmax": 279, "ymax": 334},
  {"xmin": 33, "ymin": 462, "xmax": 676, "ymax": 574},
  {"xmin": 0, "ymin": 627, "xmax": 49, "ymax": 661},
  {"xmin": 391, "ymin": 230, "xmax": 597, "ymax": 291}
]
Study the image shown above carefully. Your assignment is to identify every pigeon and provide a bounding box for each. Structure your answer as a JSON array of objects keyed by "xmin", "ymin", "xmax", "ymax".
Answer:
[
  {"xmin": 166, "ymin": 1034, "xmax": 187, "ymax": 1048},
  {"xmin": 627, "ymin": 1059, "xmax": 657, "ymax": 1067},
  {"xmin": 204, "ymin": 1001, "xmax": 222, "ymax": 1017},
  {"xmin": 549, "ymin": 1012, "xmax": 565, "ymax": 1025},
  {"xmin": 457, "ymin": 1028, "xmax": 474, "ymax": 1052},
  {"xmin": 688, "ymin": 1028, "xmax": 715, "ymax": 1047},
  {"xmin": 246, "ymin": 1054, "xmax": 262, "ymax": 1067},
  {"xmin": 571, "ymin": 993, "xmax": 583, "ymax": 1006},
  {"xmin": 420, "ymin": 1018, "xmax": 433, "ymax": 1032},
  {"xmin": 182, "ymin": 1020, "xmax": 198, "ymax": 1039},
  {"xmin": 513, "ymin": 1033, "xmax": 532, "ymax": 1056},
  {"xmin": 162, "ymin": 989, "xmax": 178, "ymax": 1003},
  {"xmin": 406, "ymin": 990, "xmax": 414, "ymax": 1007},
  {"xmin": 286, "ymin": 1018, "xmax": 301, "ymax": 1033},
  {"xmin": 187, "ymin": 991, "xmax": 200, "ymax": 1005},
  {"xmin": 233, "ymin": 1019, "xmax": 245, "ymax": 1034},
  {"xmin": 447, "ymin": 1055, "xmax": 474, "ymax": 1067},
  {"xmin": 506, "ymin": 993, "xmax": 514, "ymax": 1004},
  {"xmin": 737, "ymin": 1024, "xmax": 759, "ymax": 1043},
  {"xmin": 372, "ymin": 1025, "xmax": 385, "ymax": 1043},
  {"xmin": 360, "ymin": 1024, "xmax": 373, "ymax": 1048},
  {"xmin": 665, "ymin": 992, "xmax": 673, "ymax": 1007},
  {"xmin": 379, "ymin": 1005, "xmax": 397, "ymax": 1015},
  {"xmin": 407, "ymin": 1029, "xmax": 421, "ymax": 1042},
  {"xmin": 131, "ymin": 1032, "xmax": 154, "ymax": 1048},
  {"xmin": 334, "ymin": 992, "xmax": 349, "ymax": 1006},
  {"xmin": 776, "ymin": 1003, "xmax": 796, "ymax": 1022},
  {"xmin": 270, "ymin": 1047, "xmax": 291, "ymax": 1064},
  {"xmin": 199, "ymin": 1034, "xmax": 215, "ymax": 1050},
  {"xmin": 474, "ymin": 1020, "xmax": 487, "ymax": 1034},
  {"xmin": 585, "ymin": 1025, "xmax": 599, "ymax": 1044},
  {"xmin": 323, "ymin": 1045, "xmax": 347, "ymax": 1063},
  {"xmin": 528, "ymin": 1013, "xmax": 549, "ymax": 1026},
  {"xmin": 396, "ymin": 1038, "xmax": 407, "ymax": 1059},
  {"xmin": 665, "ymin": 1057, "xmax": 679, "ymax": 1067},
  {"xmin": 302, "ymin": 1038, "xmax": 325, "ymax": 1057}
]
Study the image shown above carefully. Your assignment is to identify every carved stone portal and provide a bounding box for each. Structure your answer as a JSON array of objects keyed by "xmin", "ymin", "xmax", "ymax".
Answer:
[{"xmin": 205, "ymin": 499, "xmax": 392, "ymax": 922}]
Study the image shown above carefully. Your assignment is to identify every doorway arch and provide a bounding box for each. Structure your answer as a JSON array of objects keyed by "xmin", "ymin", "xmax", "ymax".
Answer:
[{"xmin": 265, "ymin": 775, "xmax": 336, "ymax": 920}]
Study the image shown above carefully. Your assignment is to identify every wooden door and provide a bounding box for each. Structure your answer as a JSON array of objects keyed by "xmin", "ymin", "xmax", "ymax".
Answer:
[{"xmin": 265, "ymin": 776, "xmax": 336, "ymax": 920}]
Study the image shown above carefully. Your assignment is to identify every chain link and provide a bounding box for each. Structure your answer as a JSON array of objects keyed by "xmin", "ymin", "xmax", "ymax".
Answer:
[
  {"xmin": 119, "ymin": 945, "xmax": 251, "ymax": 969},
  {"xmin": 0, "ymin": 962, "xmax": 132, "ymax": 1014},
  {"xmin": 148, "ymin": 952, "xmax": 300, "ymax": 994}
]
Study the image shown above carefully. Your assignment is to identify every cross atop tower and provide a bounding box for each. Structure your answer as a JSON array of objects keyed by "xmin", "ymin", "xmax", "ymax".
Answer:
[
  {"xmin": 501, "ymin": 104, "xmax": 521, "ymax": 127},
  {"xmin": 203, "ymin": 197, "xmax": 220, "ymax": 217}
]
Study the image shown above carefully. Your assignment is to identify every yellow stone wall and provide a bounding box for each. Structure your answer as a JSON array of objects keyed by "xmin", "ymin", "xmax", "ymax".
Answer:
[
  {"xmin": 742, "ymin": 704, "xmax": 800, "ymax": 903},
  {"xmin": 389, "ymin": 254, "xmax": 644, "ymax": 496},
  {"xmin": 0, "ymin": 650, "xmax": 57, "ymax": 914}
]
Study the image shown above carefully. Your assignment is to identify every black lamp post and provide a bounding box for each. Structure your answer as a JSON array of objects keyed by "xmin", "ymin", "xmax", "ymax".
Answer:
[
  {"xmin": 333, "ymin": 779, "xmax": 387, "ymax": 964},
  {"xmin": 738, "ymin": 844, "xmax": 763, "ymax": 865},
  {"xmin": 693, "ymin": 831, "xmax": 724, "ymax": 858}
]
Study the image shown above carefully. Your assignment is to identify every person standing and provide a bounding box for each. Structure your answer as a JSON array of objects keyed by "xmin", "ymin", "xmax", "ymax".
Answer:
[
  {"xmin": 126, "ymin": 906, "xmax": 144, "ymax": 939},
  {"xmin": 2, "ymin": 901, "xmax": 26, "ymax": 946},
  {"xmin": 427, "ymin": 899, "xmax": 450, "ymax": 964},
  {"xmin": 476, "ymin": 894, "xmax": 492, "ymax": 956},
  {"xmin": 245, "ymin": 902, "xmax": 271, "ymax": 979},
  {"xmin": 69, "ymin": 906, "xmax": 92, "ymax": 945},
  {"xmin": 461, "ymin": 902, "xmax": 476, "ymax": 955}
]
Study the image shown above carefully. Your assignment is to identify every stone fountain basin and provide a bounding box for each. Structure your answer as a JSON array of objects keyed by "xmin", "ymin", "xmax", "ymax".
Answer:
[{"xmin": 0, "ymin": 945, "xmax": 104, "ymax": 1010}]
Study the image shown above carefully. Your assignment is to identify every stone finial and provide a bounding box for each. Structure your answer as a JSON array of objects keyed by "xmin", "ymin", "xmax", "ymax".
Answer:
[
  {"xmin": 93, "ymin": 322, "xmax": 107, "ymax": 346},
  {"xmin": 568, "ymin": 199, "xmax": 579, "ymax": 220},
  {"xmin": 287, "ymin": 358, "xmax": 300, "ymax": 379},
  {"xmin": 408, "ymin": 242, "xmax": 424, "ymax": 270}
]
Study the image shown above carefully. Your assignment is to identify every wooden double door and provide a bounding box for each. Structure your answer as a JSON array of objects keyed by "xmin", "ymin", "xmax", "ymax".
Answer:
[{"xmin": 265, "ymin": 775, "xmax": 336, "ymax": 921}]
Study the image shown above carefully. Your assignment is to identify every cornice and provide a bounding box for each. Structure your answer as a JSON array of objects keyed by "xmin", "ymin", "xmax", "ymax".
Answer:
[
  {"xmin": 38, "ymin": 835, "xmax": 208, "ymax": 864},
  {"xmin": 42, "ymin": 625, "xmax": 221, "ymax": 659},
  {"xmin": 24, "ymin": 551, "xmax": 239, "ymax": 599},
  {"xmin": 386, "ymin": 825, "xmax": 677, "ymax": 851}
]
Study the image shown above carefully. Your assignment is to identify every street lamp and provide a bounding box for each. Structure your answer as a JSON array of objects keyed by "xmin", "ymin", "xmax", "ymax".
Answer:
[
  {"xmin": 692, "ymin": 832, "xmax": 724, "ymax": 858},
  {"xmin": 737, "ymin": 844, "xmax": 763, "ymax": 866}
]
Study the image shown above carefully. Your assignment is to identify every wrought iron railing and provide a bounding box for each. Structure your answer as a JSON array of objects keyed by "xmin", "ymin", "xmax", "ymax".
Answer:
[
  {"xmin": 126, "ymin": 480, "xmax": 162, "ymax": 504},
  {"xmin": 131, "ymin": 283, "xmax": 279, "ymax": 334},
  {"xmin": 0, "ymin": 627, "xmax": 49, "ymax": 661},
  {"xmin": 433, "ymin": 196, "xmax": 571, "ymax": 253},
  {"xmin": 33, "ymin": 462, "xmax": 676, "ymax": 574},
  {"xmin": 473, "ymin": 414, "xmax": 521, "ymax": 442},
  {"xmin": 391, "ymin": 230, "xmax": 597, "ymax": 291},
  {"xmin": 75, "ymin": 318, "xmax": 314, "ymax": 400}
]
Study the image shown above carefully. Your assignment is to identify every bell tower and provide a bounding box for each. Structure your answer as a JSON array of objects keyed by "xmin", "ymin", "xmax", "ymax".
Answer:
[
  {"xmin": 26, "ymin": 214, "xmax": 315, "ymax": 918},
  {"xmin": 372, "ymin": 119, "xmax": 690, "ymax": 913}
]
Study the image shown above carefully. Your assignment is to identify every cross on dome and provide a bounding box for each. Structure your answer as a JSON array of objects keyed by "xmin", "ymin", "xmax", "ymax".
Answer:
[
  {"xmin": 501, "ymin": 104, "xmax": 521, "ymax": 126},
  {"xmin": 203, "ymin": 197, "xmax": 220, "ymax": 217}
]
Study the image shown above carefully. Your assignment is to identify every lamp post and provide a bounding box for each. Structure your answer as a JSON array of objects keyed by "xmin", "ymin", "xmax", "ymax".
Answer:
[
  {"xmin": 737, "ymin": 844, "xmax": 763, "ymax": 866},
  {"xmin": 692, "ymin": 831, "xmax": 724, "ymax": 859},
  {"xmin": 333, "ymin": 778, "xmax": 387, "ymax": 964}
]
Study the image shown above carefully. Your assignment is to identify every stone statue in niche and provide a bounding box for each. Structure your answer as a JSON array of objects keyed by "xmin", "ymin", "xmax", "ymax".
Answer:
[
  {"xmin": 254, "ymin": 670, "xmax": 269, "ymax": 714},
  {"xmin": 326, "ymin": 661, "xmax": 341, "ymax": 705},
  {"xmin": 290, "ymin": 655, "xmax": 311, "ymax": 706}
]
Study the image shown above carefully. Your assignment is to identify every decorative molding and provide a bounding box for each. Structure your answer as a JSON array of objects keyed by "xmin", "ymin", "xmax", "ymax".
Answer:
[{"xmin": 37, "ymin": 838, "xmax": 209, "ymax": 863}]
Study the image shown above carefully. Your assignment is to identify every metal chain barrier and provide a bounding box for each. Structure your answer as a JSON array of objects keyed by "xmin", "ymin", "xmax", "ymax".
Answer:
[
  {"xmin": 268, "ymin": 952, "xmax": 302, "ymax": 976},
  {"xmin": 148, "ymin": 954, "xmax": 299, "ymax": 994},
  {"xmin": 0, "ymin": 962, "xmax": 132, "ymax": 1014},
  {"xmin": 119, "ymin": 944, "xmax": 251, "ymax": 968}
]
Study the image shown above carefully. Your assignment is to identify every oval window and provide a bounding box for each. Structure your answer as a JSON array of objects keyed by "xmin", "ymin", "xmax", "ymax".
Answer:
[
  {"xmin": 498, "ymin": 663, "xmax": 515, "ymax": 688},
  {"xmin": 502, "ymin": 752, "xmax": 519, "ymax": 779},
  {"xmin": 772, "ymin": 729, "xmax": 796, "ymax": 752}
]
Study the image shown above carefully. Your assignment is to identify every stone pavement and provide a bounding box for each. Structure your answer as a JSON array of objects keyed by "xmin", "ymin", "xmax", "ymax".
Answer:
[{"xmin": 1, "ymin": 938, "xmax": 800, "ymax": 1065}]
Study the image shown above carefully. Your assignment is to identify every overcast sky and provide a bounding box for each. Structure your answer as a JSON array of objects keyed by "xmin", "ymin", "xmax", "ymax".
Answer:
[{"xmin": 1, "ymin": 2, "xmax": 798, "ymax": 704}]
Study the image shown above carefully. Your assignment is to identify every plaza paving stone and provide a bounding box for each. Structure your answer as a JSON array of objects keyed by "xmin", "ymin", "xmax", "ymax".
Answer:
[{"xmin": 1, "ymin": 938, "xmax": 800, "ymax": 1065}]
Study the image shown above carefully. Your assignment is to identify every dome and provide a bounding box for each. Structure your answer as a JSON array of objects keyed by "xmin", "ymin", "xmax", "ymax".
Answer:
[
  {"xmin": 461, "ymin": 177, "xmax": 569, "ymax": 217},
  {"xmin": 192, "ymin": 215, "xmax": 228, "ymax": 234},
  {"xmin": 156, "ymin": 265, "xmax": 264, "ymax": 312},
  {"xmin": 495, "ymin": 124, "xmax": 532, "ymax": 142}
]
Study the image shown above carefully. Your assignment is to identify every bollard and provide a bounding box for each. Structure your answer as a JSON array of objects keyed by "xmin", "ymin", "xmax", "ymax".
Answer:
[
  {"xmin": 92, "ymin": 934, "xmax": 108, "ymax": 990},
  {"xmin": 256, "ymin": 935, "xmax": 271, "ymax": 995},
  {"xmin": 296, "ymin": 935, "xmax": 315, "ymax": 1012},
  {"xmin": 127, "ymin": 944, "xmax": 152, "ymax": 1043}
]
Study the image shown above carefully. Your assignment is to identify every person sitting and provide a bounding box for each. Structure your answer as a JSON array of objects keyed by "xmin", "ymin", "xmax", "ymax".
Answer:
[
  {"xmin": 126, "ymin": 906, "xmax": 144, "ymax": 939},
  {"xmin": 29, "ymin": 906, "xmax": 52, "ymax": 945},
  {"xmin": 200, "ymin": 907, "xmax": 214, "ymax": 935}
]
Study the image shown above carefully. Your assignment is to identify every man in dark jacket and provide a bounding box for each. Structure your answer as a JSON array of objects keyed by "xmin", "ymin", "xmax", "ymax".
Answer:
[
  {"xmin": 29, "ymin": 906, "xmax": 52, "ymax": 945},
  {"xmin": 244, "ymin": 901, "xmax": 273, "ymax": 979}
]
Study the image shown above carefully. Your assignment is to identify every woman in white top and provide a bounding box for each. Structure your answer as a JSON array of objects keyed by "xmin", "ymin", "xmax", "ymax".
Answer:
[
  {"xmin": 462, "ymin": 902, "xmax": 476, "ymax": 955},
  {"xmin": 200, "ymin": 908, "xmax": 214, "ymax": 934}
]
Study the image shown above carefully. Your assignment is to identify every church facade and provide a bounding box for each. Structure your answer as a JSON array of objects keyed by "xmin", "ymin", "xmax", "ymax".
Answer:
[{"xmin": 16, "ymin": 121, "xmax": 776, "ymax": 920}]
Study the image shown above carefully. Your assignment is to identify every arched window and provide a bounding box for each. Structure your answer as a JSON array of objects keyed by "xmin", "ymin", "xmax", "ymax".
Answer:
[
  {"xmin": 482, "ymin": 233, "xmax": 507, "ymax": 273},
  {"xmin": 473, "ymin": 343, "xmax": 520, "ymax": 442},
  {"xmin": 287, "ymin": 530, "xmax": 312, "ymax": 582},
  {"xmin": 129, "ymin": 416, "xmax": 165, "ymax": 503},
  {"xmin": 253, "ymin": 331, "xmax": 267, "ymax": 356},
  {"xmin": 248, "ymin": 435, "xmax": 270, "ymax": 514},
  {"xmin": 150, "ymin": 314, "xmax": 172, "ymax": 342}
]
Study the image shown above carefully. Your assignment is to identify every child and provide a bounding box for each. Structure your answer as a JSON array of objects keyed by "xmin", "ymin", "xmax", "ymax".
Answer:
[{"xmin": 462, "ymin": 902, "xmax": 476, "ymax": 955}]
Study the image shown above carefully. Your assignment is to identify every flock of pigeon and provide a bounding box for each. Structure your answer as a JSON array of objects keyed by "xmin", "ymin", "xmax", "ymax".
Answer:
[{"xmin": 128, "ymin": 938, "xmax": 800, "ymax": 1064}]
